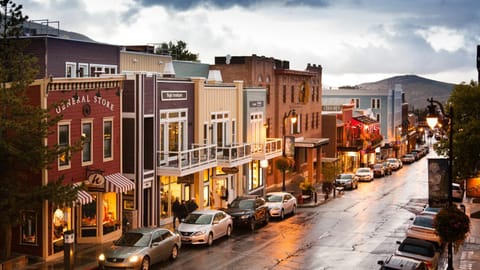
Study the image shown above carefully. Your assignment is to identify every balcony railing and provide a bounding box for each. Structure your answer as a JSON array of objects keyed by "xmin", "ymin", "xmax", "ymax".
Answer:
[
  {"xmin": 157, "ymin": 144, "xmax": 217, "ymax": 177},
  {"xmin": 217, "ymin": 143, "xmax": 253, "ymax": 167},
  {"xmin": 251, "ymin": 138, "xmax": 283, "ymax": 160}
]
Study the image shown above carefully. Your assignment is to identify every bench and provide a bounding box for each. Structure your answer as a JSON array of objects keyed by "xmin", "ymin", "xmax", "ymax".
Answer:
[
  {"xmin": 335, "ymin": 186, "xmax": 344, "ymax": 195},
  {"xmin": 301, "ymin": 195, "xmax": 311, "ymax": 203}
]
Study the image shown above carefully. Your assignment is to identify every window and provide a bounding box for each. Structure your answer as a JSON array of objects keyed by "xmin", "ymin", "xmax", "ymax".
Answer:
[
  {"xmin": 282, "ymin": 85, "xmax": 286, "ymax": 103},
  {"xmin": 376, "ymin": 113, "xmax": 381, "ymax": 122},
  {"xmin": 21, "ymin": 211, "xmax": 37, "ymax": 245},
  {"xmin": 231, "ymin": 119, "xmax": 237, "ymax": 143},
  {"xmin": 65, "ymin": 62, "xmax": 76, "ymax": 78},
  {"xmin": 305, "ymin": 114, "xmax": 309, "ymax": 131},
  {"xmin": 266, "ymin": 85, "xmax": 270, "ymax": 105},
  {"xmin": 103, "ymin": 119, "xmax": 113, "ymax": 160},
  {"xmin": 58, "ymin": 122, "xmax": 70, "ymax": 168},
  {"xmin": 354, "ymin": 98, "xmax": 360, "ymax": 108},
  {"xmin": 311, "ymin": 112, "xmax": 315, "ymax": 130},
  {"xmin": 78, "ymin": 63, "xmax": 89, "ymax": 77},
  {"xmin": 372, "ymin": 98, "xmax": 381, "ymax": 109},
  {"xmin": 290, "ymin": 86, "xmax": 294, "ymax": 103},
  {"xmin": 90, "ymin": 64, "xmax": 117, "ymax": 77},
  {"xmin": 82, "ymin": 121, "xmax": 93, "ymax": 164}
]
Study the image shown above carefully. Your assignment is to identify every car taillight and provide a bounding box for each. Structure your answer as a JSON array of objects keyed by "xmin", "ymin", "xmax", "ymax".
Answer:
[{"xmin": 424, "ymin": 261, "xmax": 433, "ymax": 269}]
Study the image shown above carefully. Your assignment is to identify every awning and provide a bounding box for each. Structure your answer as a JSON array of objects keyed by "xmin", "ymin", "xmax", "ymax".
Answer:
[
  {"xmin": 74, "ymin": 183, "xmax": 94, "ymax": 205},
  {"xmin": 105, "ymin": 173, "xmax": 135, "ymax": 193}
]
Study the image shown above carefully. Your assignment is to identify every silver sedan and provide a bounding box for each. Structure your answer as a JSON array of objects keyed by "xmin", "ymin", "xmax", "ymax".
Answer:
[
  {"xmin": 177, "ymin": 209, "xmax": 233, "ymax": 246},
  {"xmin": 265, "ymin": 192, "xmax": 297, "ymax": 219},
  {"xmin": 98, "ymin": 227, "xmax": 181, "ymax": 270}
]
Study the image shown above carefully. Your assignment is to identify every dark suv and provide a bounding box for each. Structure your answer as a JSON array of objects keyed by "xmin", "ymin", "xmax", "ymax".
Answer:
[{"xmin": 224, "ymin": 195, "xmax": 269, "ymax": 231}]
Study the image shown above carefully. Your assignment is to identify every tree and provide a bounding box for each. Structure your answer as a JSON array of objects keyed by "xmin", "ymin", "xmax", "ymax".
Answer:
[
  {"xmin": 0, "ymin": 0, "xmax": 80, "ymax": 260},
  {"xmin": 155, "ymin": 40, "xmax": 199, "ymax": 61},
  {"xmin": 432, "ymin": 81, "xmax": 480, "ymax": 180}
]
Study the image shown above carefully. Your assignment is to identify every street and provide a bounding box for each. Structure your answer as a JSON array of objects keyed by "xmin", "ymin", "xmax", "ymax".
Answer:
[{"xmin": 153, "ymin": 154, "xmax": 431, "ymax": 270}]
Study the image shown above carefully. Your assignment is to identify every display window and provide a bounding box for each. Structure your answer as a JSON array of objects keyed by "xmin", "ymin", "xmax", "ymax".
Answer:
[
  {"xmin": 52, "ymin": 206, "xmax": 72, "ymax": 253},
  {"xmin": 102, "ymin": 192, "xmax": 118, "ymax": 235},
  {"xmin": 20, "ymin": 210, "xmax": 37, "ymax": 245},
  {"xmin": 81, "ymin": 194, "xmax": 97, "ymax": 237},
  {"xmin": 160, "ymin": 176, "xmax": 182, "ymax": 219}
]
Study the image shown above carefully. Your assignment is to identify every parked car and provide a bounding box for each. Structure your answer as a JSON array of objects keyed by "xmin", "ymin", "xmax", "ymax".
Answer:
[
  {"xmin": 452, "ymin": 182, "xmax": 464, "ymax": 202},
  {"xmin": 372, "ymin": 163, "xmax": 386, "ymax": 177},
  {"xmin": 355, "ymin": 167, "xmax": 374, "ymax": 182},
  {"xmin": 224, "ymin": 195, "xmax": 269, "ymax": 231},
  {"xmin": 395, "ymin": 237, "xmax": 440, "ymax": 270},
  {"xmin": 177, "ymin": 209, "xmax": 233, "ymax": 246},
  {"xmin": 386, "ymin": 158, "xmax": 402, "ymax": 170},
  {"xmin": 265, "ymin": 192, "xmax": 297, "ymax": 219},
  {"xmin": 98, "ymin": 227, "xmax": 181, "ymax": 270},
  {"xmin": 335, "ymin": 173, "xmax": 359, "ymax": 190},
  {"xmin": 382, "ymin": 161, "xmax": 393, "ymax": 175},
  {"xmin": 401, "ymin": 154, "xmax": 416, "ymax": 164},
  {"xmin": 406, "ymin": 214, "xmax": 442, "ymax": 248},
  {"xmin": 377, "ymin": 254, "xmax": 428, "ymax": 270}
]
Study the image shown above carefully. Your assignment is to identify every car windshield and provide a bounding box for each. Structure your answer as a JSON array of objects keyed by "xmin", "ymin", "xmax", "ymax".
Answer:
[
  {"xmin": 400, "ymin": 243, "xmax": 434, "ymax": 257},
  {"xmin": 338, "ymin": 174, "xmax": 353, "ymax": 179},
  {"xmin": 114, "ymin": 232, "xmax": 151, "ymax": 247},
  {"xmin": 266, "ymin": 194, "xmax": 282, "ymax": 202},
  {"xmin": 413, "ymin": 216, "xmax": 434, "ymax": 228},
  {"xmin": 373, "ymin": 165, "xmax": 382, "ymax": 168},
  {"xmin": 357, "ymin": 168, "xmax": 370, "ymax": 173},
  {"xmin": 183, "ymin": 213, "xmax": 213, "ymax": 225},
  {"xmin": 230, "ymin": 199, "xmax": 255, "ymax": 209}
]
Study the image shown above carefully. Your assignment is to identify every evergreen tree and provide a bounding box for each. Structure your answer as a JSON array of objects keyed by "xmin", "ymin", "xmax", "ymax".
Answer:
[
  {"xmin": 155, "ymin": 40, "xmax": 199, "ymax": 61},
  {"xmin": 0, "ymin": 0, "xmax": 79, "ymax": 260}
]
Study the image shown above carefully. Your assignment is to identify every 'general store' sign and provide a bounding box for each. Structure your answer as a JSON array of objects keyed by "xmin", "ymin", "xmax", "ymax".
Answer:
[{"xmin": 55, "ymin": 95, "xmax": 114, "ymax": 114}]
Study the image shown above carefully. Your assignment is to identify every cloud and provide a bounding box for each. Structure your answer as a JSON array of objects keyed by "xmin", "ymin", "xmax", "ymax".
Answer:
[{"xmin": 15, "ymin": 0, "xmax": 480, "ymax": 86}]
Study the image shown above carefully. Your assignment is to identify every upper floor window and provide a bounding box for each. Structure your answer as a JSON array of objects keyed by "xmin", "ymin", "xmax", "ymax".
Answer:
[
  {"xmin": 103, "ymin": 118, "xmax": 113, "ymax": 160},
  {"xmin": 376, "ymin": 113, "xmax": 381, "ymax": 122},
  {"xmin": 91, "ymin": 64, "xmax": 117, "ymax": 77},
  {"xmin": 290, "ymin": 86, "xmax": 294, "ymax": 103},
  {"xmin": 282, "ymin": 85, "xmax": 286, "ymax": 103},
  {"xmin": 372, "ymin": 98, "xmax": 381, "ymax": 109},
  {"xmin": 78, "ymin": 63, "xmax": 89, "ymax": 77},
  {"xmin": 257, "ymin": 75, "xmax": 263, "ymax": 83},
  {"xmin": 65, "ymin": 62, "xmax": 76, "ymax": 78},
  {"xmin": 58, "ymin": 121, "xmax": 71, "ymax": 169},
  {"xmin": 354, "ymin": 98, "xmax": 360, "ymax": 108},
  {"xmin": 266, "ymin": 85, "xmax": 270, "ymax": 105},
  {"xmin": 82, "ymin": 121, "xmax": 93, "ymax": 165}
]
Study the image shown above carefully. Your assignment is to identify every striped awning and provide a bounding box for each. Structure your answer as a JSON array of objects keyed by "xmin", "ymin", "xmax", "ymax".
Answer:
[
  {"xmin": 105, "ymin": 173, "xmax": 135, "ymax": 193},
  {"xmin": 74, "ymin": 183, "xmax": 94, "ymax": 205}
]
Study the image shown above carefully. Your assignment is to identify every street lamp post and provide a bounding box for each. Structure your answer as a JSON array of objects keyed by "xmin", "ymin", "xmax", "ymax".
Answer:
[
  {"xmin": 282, "ymin": 109, "xmax": 298, "ymax": 192},
  {"xmin": 426, "ymin": 97, "xmax": 454, "ymax": 270}
]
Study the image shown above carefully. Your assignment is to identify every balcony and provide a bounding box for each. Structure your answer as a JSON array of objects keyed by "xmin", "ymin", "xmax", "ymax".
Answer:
[
  {"xmin": 217, "ymin": 143, "xmax": 253, "ymax": 167},
  {"xmin": 157, "ymin": 144, "xmax": 217, "ymax": 177},
  {"xmin": 251, "ymin": 138, "xmax": 283, "ymax": 161}
]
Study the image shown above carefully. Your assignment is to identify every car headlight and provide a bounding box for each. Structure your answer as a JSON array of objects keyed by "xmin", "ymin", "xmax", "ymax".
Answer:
[
  {"xmin": 98, "ymin": 253, "xmax": 105, "ymax": 261},
  {"xmin": 240, "ymin": 214, "xmax": 250, "ymax": 219},
  {"xmin": 128, "ymin": 255, "xmax": 140, "ymax": 263},
  {"xmin": 192, "ymin": 230, "xmax": 207, "ymax": 236}
]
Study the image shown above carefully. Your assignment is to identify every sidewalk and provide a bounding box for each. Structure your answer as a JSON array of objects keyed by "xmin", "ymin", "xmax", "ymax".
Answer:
[{"xmin": 439, "ymin": 199, "xmax": 480, "ymax": 270}]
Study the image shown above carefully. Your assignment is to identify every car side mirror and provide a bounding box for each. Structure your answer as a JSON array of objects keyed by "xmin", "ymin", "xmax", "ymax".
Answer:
[
  {"xmin": 213, "ymin": 220, "xmax": 219, "ymax": 225},
  {"xmin": 396, "ymin": 240, "xmax": 401, "ymax": 245},
  {"xmin": 377, "ymin": 260, "xmax": 385, "ymax": 266},
  {"xmin": 152, "ymin": 241, "xmax": 160, "ymax": 247}
]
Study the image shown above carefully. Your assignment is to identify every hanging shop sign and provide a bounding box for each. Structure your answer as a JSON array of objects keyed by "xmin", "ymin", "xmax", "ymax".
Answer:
[
  {"xmin": 221, "ymin": 167, "xmax": 239, "ymax": 174},
  {"xmin": 86, "ymin": 173, "xmax": 106, "ymax": 191}
]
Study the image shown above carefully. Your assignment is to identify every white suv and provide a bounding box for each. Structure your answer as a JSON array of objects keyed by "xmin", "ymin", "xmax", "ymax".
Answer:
[{"xmin": 355, "ymin": 167, "xmax": 374, "ymax": 182}]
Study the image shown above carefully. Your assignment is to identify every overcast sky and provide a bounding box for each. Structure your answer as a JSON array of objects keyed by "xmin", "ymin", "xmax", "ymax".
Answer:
[{"xmin": 16, "ymin": 0, "xmax": 480, "ymax": 87}]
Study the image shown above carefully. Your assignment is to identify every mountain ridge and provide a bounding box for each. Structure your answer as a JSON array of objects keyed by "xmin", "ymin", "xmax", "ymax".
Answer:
[{"xmin": 357, "ymin": 74, "xmax": 454, "ymax": 110}]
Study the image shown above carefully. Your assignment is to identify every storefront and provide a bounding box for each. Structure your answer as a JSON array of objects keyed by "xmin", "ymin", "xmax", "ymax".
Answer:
[{"xmin": 77, "ymin": 173, "xmax": 135, "ymax": 244}]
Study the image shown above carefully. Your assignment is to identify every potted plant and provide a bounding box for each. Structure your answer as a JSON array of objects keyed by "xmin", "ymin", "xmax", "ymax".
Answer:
[
  {"xmin": 433, "ymin": 205, "xmax": 470, "ymax": 251},
  {"xmin": 299, "ymin": 179, "xmax": 315, "ymax": 196}
]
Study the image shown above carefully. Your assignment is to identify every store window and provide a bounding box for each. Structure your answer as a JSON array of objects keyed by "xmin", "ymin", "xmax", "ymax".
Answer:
[
  {"xmin": 20, "ymin": 211, "xmax": 37, "ymax": 245},
  {"xmin": 53, "ymin": 206, "xmax": 72, "ymax": 253},
  {"xmin": 81, "ymin": 195, "xmax": 97, "ymax": 237},
  {"xmin": 103, "ymin": 119, "xmax": 113, "ymax": 160},
  {"xmin": 160, "ymin": 176, "xmax": 182, "ymax": 219},
  {"xmin": 248, "ymin": 161, "xmax": 262, "ymax": 190},
  {"xmin": 103, "ymin": 192, "xmax": 118, "ymax": 235},
  {"xmin": 58, "ymin": 122, "xmax": 70, "ymax": 169}
]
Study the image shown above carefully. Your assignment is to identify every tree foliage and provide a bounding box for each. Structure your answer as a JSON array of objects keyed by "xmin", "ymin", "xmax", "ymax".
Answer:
[
  {"xmin": 0, "ymin": 0, "xmax": 80, "ymax": 260},
  {"xmin": 155, "ymin": 40, "xmax": 199, "ymax": 61},
  {"xmin": 432, "ymin": 81, "xmax": 480, "ymax": 180}
]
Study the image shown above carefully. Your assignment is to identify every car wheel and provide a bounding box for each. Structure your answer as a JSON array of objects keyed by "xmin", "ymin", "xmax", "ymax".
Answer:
[
  {"xmin": 170, "ymin": 245, "xmax": 179, "ymax": 260},
  {"xmin": 140, "ymin": 256, "xmax": 150, "ymax": 270},
  {"xmin": 264, "ymin": 213, "xmax": 269, "ymax": 225},
  {"xmin": 250, "ymin": 218, "xmax": 256, "ymax": 231},
  {"xmin": 226, "ymin": 225, "xmax": 232, "ymax": 237},
  {"xmin": 207, "ymin": 233, "xmax": 214, "ymax": 246},
  {"xmin": 280, "ymin": 209, "xmax": 285, "ymax": 220}
]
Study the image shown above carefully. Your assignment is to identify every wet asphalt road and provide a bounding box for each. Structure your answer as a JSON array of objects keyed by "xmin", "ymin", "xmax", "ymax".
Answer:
[{"xmin": 153, "ymin": 154, "xmax": 431, "ymax": 270}]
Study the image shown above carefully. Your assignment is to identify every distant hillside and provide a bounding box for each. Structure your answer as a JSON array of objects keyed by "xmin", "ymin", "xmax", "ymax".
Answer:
[
  {"xmin": 357, "ymin": 75, "xmax": 455, "ymax": 110},
  {"xmin": 22, "ymin": 20, "xmax": 94, "ymax": 42}
]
